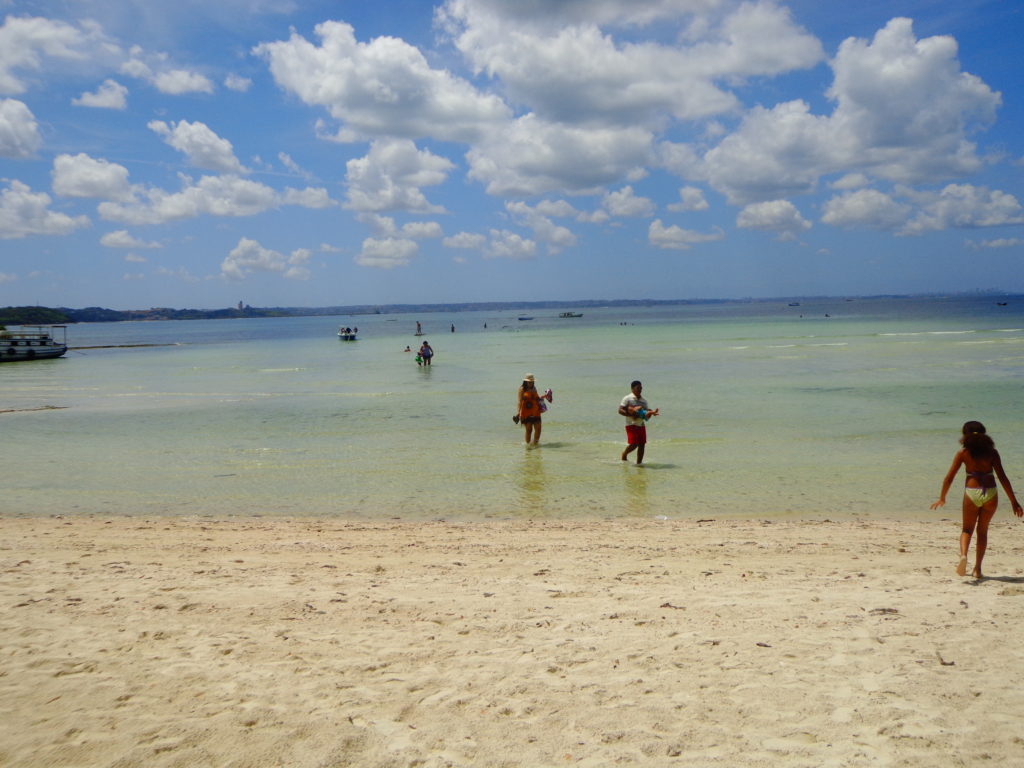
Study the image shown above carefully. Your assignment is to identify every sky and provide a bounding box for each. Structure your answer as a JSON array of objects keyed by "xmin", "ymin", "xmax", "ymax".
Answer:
[{"xmin": 0, "ymin": 0, "xmax": 1022, "ymax": 310}]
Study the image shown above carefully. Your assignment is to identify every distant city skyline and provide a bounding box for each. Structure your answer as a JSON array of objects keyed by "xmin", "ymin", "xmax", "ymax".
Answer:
[{"xmin": 1, "ymin": 0, "xmax": 1022, "ymax": 310}]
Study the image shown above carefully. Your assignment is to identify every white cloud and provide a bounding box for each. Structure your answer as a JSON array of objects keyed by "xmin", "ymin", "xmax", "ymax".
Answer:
[
  {"xmin": 224, "ymin": 74, "xmax": 252, "ymax": 92},
  {"xmin": 100, "ymin": 229, "xmax": 161, "ymax": 249},
  {"xmin": 279, "ymin": 152, "xmax": 313, "ymax": 180},
  {"xmin": 148, "ymin": 120, "xmax": 246, "ymax": 173},
  {"xmin": 356, "ymin": 237, "xmax": 419, "ymax": 268},
  {"xmin": 221, "ymin": 237, "xmax": 312, "ymax": 280},
  {"xmin": 821, "ymin": 189, "xmax": 912, "ymax": 231},
  {"xmin": 254, "ymin": 20, "xmax": 510, "ymax": 142},
  {"xmin": 444, "ymin": 231, "xmax": 486, "ymax": 249},
  {"xmin": 0, "ymin": 180, "xmax": 90, "ymax": 239},
  {"xmin": 345, "ymin": 139, "xmax": 453, "ymax": 213},
  {"xmin": 0, "ymin": 15, "xmax": 97, "ymax": 95},
  {"xmin": 281, "ymin": 186, "xmax": 334, "ymax": 208},
  {"xmin": 506, "ymin": 201, "xmax": 576, "ymax": 253},
  {"xmin": 0, "ymin": 271, "xmax": 17, "ymax": 283},
  {"xmin": 901, "ymin": 184, "xmax": 1024, "ymax": 235},
  {"xmin": 484, "ymin": 229, "xmax": 536, "ymax": 260},
  {"xmin": 0, "ymin": 98, "xmax": 40, "ymax": 157},
  {"xmin": 123, "ymin": 253, "xmax": 147, "ymax": 263},
  {"xmin": 72, "ymin": 79, "xmax": 127, "ymax": 109},
  {"xmin": 603, "ymin": 185, "xmax": 656, "ymax": 218},
  {"xmin": 98, "ymin": 174, "xmax": 277, "ymax": 225},
  {"xmin": 648, "ymin": 219, "xmax": 723, "ymax": 250},
  {"xmin": 691, "ymin": 18, "xmax": 1001, "ymax": 204},
  {"xmin": 966, "ymin": 237, "xmax": 1022, "ymax": 250},
  {"xmin": 438, "ymin": 0, "xmax": 821, "ymax": 127},
  {"xmin": 52, "ymin": 153, "xmax": 133, "ymax": 200},
  {"xmin": 736, "ymin": 199, "xmax": 811, "ymax": 239},
  {"xmin": 667, "ymin": 185, "xmax": 709, "ymax": 212},
  {"xmin": 467, "ymin": 115, "xmax": 652, "ymax": 196},
  {"xmin": 831, "ymin": 173, "xmax": 869, "ymax": 191},
  {"xmin": 153, "ymin": 69, "xmax": 214, "ymax": 95}
]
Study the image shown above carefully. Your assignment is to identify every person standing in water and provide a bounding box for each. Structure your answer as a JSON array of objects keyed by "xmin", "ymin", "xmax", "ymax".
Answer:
[
  {"xmin": 931, "ymin": 421, "xmax": 1022, "ymax": 578},
  {"xmin": 619, "ymin": 380, "xmax": 659, "ymax": 465},
  {"xmin": 515, "ymin": 374, "xmax": 543, "ymax": 446},
  {"xmin": 418, "ymin": 340, "xmax": 433, "ymax": 365}
]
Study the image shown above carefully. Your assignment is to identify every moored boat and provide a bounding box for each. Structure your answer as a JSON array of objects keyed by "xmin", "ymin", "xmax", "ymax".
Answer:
[
  {"xmin": 559, "ymin": 312, "xmax": 583, "ymax": 318},
  {"xmin": 338, "ymin": 326, "xmax": 358, "ymax": 341},
  {"xmin": 0, "ymin": 325, "xmax": 68, "ymax": 362}
]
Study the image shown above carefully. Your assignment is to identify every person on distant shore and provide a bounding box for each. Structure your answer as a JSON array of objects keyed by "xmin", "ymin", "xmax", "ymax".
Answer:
[
  {"xmin": 418, "ymin": 340, "xmax": 433, "ymax": 365},
  {"xmin": 619, "ymin": 380, "xmax": 659, "ymax": 465},
  {"xmin": 931, "ymin": 421, "xmax": 1022, "ymax": 578},
  {"xmin": 515, "ymin": 374, "xmax": 543, "ymax": 445}
]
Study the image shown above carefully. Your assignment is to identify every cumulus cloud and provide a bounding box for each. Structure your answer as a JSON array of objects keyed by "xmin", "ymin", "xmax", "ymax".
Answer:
[
  {"xmin": 148, "ymin": 120, "xmax": 246, "ymax": 173},
  {"xmin": 72, "ymin": 78, "xmax": 127, "ymax": 109},
  {"xmin": 467, "ymin": 115, "xmax": 652, "ymax": 196},
  {"xmin": 359, "ymin": 213, "xmax": 443, "ymax": 240},
  {"xmin": 221, "ymin": 237, "xmax": 311, "ymax": 280},
  {"xmin": 0, "ymin": 180, "xmax": 90, "ymax": 239},
  {"xmin": 667, "ymin": 186, "xmax": 709, "ymax": 212},
  {"xmin": 901, "ymin": 184, "xmax": 1024, "ymax": 235},
  {"xmin": 356, "ymin": 237, "xmax": 419, "ymax": 268},
  {"xmin": 690, "ymin": 18, "xmax": 1001, "ymax": 204},
  {"xmin": 100, "ymin": 229, "xmax": 161, "ymax": 249},
  {"xmin": 0, "ymin": 15, "xmax": 98, "ymax": 95},
  {"xmin": 0, "ymin": 98, "xmax": 41, "ymax": 157},
  {"xmin": 224, "ymin": 74, "xmax": 252, "ymax": 92},
  {"xmin": 0, "ymin": 271, "xmax": 17, "ymax": 283},
  {"xmin": 484, "ymin": 229, "xmax": 537, "ymax": 260},
  {"xmin": 736, "ymin": 199, "xmax": 811, "ymax": 239},
  {"xmin": 438, "ymin": 0, "xmax": 821, "ymax": 127},
  {"xmin": 152, "ymin": 69, "xmax": 214, "ymax": 95},
  {"xmin": 603, "ymin": 185, "xmax": 656, "ymax": 218},
  {"xmin": 281, "ymin": 186, "xmax": 334, "ymax": 208},
  {"xmin": 98, "ymin": 174, "xmax": 277, "ymax": 225},
  {"xmin": 52, "ymin": 153, "xmax": 133, "ymax": 200},
  {"xmin": 648, "ymin": 219, "xmax": 724, "ymax": 250},
  {"xmin": 444, "ymin": 231, "xmax": 487, "ymax": 249},
  {"xmin": 821, "ymin": 189, "xmax": 912, "ymax": 231},
  {"xmin": 345, "ymin": 139, "xmax": 453, "ymax": 213},
  {"xmin": 254, "ymin": 20, "xmax": 510, "ymax": 142},
  {"xmin": 506, "ymin": 201, "xmax": 576, "ymax": 254}
]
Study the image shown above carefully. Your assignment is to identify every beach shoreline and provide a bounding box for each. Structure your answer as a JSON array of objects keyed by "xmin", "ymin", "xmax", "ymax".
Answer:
[{"xmin": 3, "ymin": 514, "xmax": 1023, "ymax": 767}]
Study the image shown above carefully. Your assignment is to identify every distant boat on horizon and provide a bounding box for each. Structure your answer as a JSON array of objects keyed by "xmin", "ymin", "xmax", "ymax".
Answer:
[
  {"xmin": 559, "ymin": 312, "xmax": 583, "ymax": 318},
  {"xmin": 518, "ymin": 316, "xmax": 534, "ymax": 321}
]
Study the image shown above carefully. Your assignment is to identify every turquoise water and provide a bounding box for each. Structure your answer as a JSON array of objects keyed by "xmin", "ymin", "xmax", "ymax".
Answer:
[{"xmin": 3, "ymin": 297, "xmax": 1023, "ymax": 520}]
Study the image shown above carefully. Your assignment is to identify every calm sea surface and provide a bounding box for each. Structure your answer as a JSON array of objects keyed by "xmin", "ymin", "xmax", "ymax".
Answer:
[{"xmin": 3, "ymin": 297, "xmax": 1023, "ymax": 520}]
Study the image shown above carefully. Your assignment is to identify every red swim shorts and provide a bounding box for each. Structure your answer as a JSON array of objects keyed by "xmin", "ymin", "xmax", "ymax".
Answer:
[{"xmin": 625, "ymin": 424, "xmax": 647, "ymax": 445}]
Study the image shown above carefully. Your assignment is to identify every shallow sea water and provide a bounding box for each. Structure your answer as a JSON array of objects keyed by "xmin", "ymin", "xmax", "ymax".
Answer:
[{"xmin": 3, "ymin": 297, "xmax": 1023, "ymax": 520}]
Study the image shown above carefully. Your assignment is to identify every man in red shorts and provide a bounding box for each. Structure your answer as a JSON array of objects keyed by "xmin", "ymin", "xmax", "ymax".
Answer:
[{"xmin": 619, "ymin": 380, "xmax": 659, "ymax": 465}]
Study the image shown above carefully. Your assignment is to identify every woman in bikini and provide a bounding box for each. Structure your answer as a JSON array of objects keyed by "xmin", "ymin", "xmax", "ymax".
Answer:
[{"xmin": 931, "ymin": 421, "xmax": 1023, "ymax": 578}]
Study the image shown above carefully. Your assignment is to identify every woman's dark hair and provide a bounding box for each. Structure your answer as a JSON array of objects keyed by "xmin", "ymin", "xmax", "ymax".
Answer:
[{"xmin": 961, "ymin": 420, "xmax": 995, "ymax": 459}]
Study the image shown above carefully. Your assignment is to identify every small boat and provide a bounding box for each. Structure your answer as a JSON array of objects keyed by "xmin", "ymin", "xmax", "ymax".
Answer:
[
  {"xmin": 337, "ymin": 326, "xmax": 357, "ymax": 341},
  {"xmin": 0, "ymin": 325, "xmax": 68, "ymax": 362},
  {"xmin": 788, "ymin": 302, "xmax": 800, "ymax": 307},
  {"xmin": 559, "ymin": 312, "xmax": 583, "ymax": 318},
  {"xmin": 518, "ymin": 316, "xmax": 534, "ymax": 321}
]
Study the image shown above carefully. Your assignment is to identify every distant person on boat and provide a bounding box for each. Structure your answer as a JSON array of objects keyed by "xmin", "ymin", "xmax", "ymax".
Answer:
[
  {"xmin": 418, "ymin": 340, "xmax": 433, "ymax": 365},
  {"xmin": 515, "ymin": 374, "xmax": 546, "ymax": 446},
  {"xmin": 619, "ymin": 380, "xmax": 659, "ymax": 465},
  {"xmin": 416, "ymin": 321, "xmax": 422, "ymax": 335}
]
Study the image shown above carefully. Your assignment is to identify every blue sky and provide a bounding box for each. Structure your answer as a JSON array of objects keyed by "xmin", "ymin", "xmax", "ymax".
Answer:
[{"xmin": 1, "ymin": 0, "xmax": 1021, "ymax": 310}]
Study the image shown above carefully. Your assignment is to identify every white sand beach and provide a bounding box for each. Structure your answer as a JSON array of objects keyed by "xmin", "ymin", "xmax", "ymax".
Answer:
[{"xmin": 2, "ymin": 515, "xmax": 1024, "ymax": 767}]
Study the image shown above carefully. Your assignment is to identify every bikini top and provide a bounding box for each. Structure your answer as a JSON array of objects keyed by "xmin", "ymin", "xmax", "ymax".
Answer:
[{"xmin": 966, "ymin": 470, "xmax": 996, "ymax": 488}]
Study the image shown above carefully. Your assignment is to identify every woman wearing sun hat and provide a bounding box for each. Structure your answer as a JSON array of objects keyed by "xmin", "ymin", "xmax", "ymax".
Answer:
[{"xmin": 515, "ymin": 373, "xmax": 544, "ymax": 445}]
